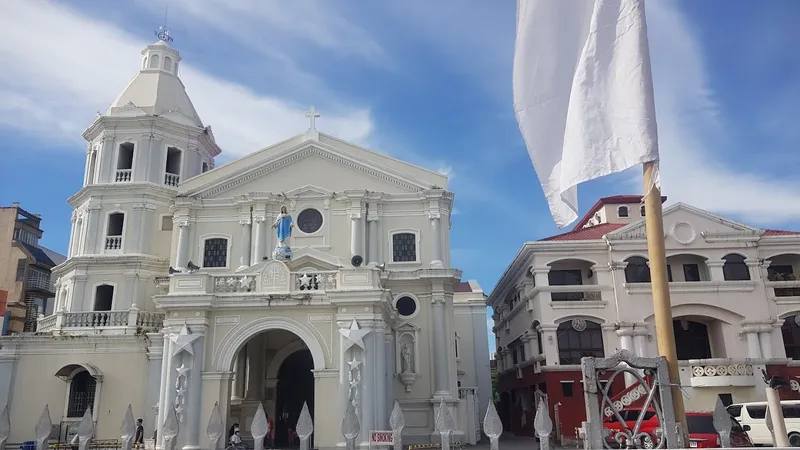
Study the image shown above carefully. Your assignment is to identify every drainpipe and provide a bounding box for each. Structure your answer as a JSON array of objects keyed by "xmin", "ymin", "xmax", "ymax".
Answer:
[{"xmin": 604, "ymin": 236, "xmax": 622, "ymax": 324}]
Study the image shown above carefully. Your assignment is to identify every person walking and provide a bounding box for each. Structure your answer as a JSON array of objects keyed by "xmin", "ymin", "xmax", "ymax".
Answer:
[{"xmin": 134, "ymin": 419, "xmax": 144, "ymax": 449}]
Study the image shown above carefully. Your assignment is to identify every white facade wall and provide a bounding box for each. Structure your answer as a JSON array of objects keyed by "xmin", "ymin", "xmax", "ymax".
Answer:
[{"xmin": 490, "ymin": 202, "xmax": 800, "ymax": 410}]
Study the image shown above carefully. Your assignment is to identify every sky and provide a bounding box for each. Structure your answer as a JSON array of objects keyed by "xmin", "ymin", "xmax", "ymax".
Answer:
[{"xmin": 1, "ymin": 1, "xmax": 799, "ymax": 357}]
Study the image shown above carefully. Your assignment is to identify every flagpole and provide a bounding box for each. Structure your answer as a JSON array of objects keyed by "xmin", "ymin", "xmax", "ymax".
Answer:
[{"xmin": 642, "ymin": 161, "xmax": 687, "ymax": 440}]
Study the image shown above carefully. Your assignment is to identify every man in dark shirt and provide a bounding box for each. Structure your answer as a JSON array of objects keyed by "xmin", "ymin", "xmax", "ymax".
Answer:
[{"xmin": 134, "ymin": 419, "xmax": 144, "ymax": 448}]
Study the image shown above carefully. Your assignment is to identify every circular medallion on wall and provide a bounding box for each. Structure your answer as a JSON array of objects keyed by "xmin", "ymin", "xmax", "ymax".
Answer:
[
  {"xmin": 395, "ymin": 296, "xmax": 418, "ymax": 318},
  {"xmin": 670, "ymin": 221, "xmax": 696, "ymax": 245},
  {"xmin": 571, "ymin": 317, "xmax": 587, "ymax": 332},
  {"xmin": 297, "ymin": 208, "xmax": 323, "ymax": 234}
]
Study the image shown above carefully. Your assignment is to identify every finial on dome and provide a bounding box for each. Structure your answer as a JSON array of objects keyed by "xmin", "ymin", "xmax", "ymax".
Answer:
[
  {"xmin": 154, "ymin": 3, "xmax": 173, "ymax": 44},
  {"xmin": 155, "ymin": 25, "xmax": 173, "ymax": 44}
]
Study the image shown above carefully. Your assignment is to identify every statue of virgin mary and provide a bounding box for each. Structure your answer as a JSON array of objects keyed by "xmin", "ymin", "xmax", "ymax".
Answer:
[{"xmin": 272, "ymin": 205, "xmax": 294, "ymax": 260}]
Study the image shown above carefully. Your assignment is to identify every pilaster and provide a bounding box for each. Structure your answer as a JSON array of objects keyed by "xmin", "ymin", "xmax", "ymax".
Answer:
[
  {"xmin": 175, "ymin": 217, "xmax": 190, "ymax": 271},
  {"xmin": 238, "ymin": 211, "xmax": 252, "ymax": 270},
  {"xmin": 707, "ymin": 260, "xmax": 726, "ymax": 282},
  {"xmin": 537, "ymin": 324, "xmax": 559, "ymax": 366},
  {"xmin": 431, "ymin": 291, "xmax": 450, "ymax": 396}
]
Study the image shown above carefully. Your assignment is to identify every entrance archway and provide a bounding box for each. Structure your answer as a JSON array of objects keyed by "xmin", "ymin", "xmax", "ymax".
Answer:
[{"xmin": 274, "ymin": 349, "xmax": 314, "ymax": 448}]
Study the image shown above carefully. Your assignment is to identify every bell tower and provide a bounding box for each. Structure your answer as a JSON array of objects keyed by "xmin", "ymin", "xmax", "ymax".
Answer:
[{"xmin": 53, "ymin": 29, "xmax": 221, "ymax": 315}]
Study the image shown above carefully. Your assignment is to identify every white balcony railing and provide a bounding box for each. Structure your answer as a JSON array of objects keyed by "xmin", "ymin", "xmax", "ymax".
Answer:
[
  {"xmin": 165, "ymin": 173, "xmax": 180, "ymax": 187},
  {"xmin": 36, "ymin": 305, "xmax": 164, "ymax": 335},
  {"xmin": 685, "ymin": 359, "xmax": 757, "ymax": 387},
  {"xmin": 212, "ymin": 270, "xmax": 339, "ymax": 293},
  {"xmin": 115, "ymin": 169, "xmax": 132, "ymax": 182},
  {"xmin": 105, "ymin": 236, "xmax": 122, "ymax": 250}
]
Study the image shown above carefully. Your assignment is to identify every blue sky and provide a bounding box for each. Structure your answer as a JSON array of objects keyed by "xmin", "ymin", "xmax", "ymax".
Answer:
[{"xmin": 1, "ymin": 1, "xmax": 800, "ymax": 356}]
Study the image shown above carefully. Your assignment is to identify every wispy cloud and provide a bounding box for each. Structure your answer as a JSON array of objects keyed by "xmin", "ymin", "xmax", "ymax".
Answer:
[
  {"xmin": 643, "ymin": 1, "xmax": 800, "ymax": 224},
  {"xmin": 0, "ymin": 1, "xmax": 373, "ymax": 156}
]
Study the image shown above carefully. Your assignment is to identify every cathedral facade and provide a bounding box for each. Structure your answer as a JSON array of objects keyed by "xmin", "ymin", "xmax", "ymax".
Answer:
[{"xmin": 0, "ymin": 36, "xmax": 491, "ymax": 449}]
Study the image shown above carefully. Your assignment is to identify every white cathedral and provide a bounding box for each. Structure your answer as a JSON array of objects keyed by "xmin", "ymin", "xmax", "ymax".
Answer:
[{"xmin": 0, "ymin": 35, "xmax": 491, "ymax": 449}]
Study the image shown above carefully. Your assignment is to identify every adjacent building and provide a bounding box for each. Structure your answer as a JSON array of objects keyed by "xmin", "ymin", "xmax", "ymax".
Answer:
[
  {"xmin": 0, "ymin": 203, "xmax": 66, "ymax": 334},
  {"xmin": 489, "ymin": 195, "xmax": 800, "ymax": 442},
  {"xmin": 0, "ymin": 34, "xmax": 490, "ymax": 448}
]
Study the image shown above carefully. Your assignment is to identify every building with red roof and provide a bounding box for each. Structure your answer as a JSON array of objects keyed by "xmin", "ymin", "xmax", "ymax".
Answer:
[{"xmin": 487, "ymin": 195, "xmax": 800, "ymax": 443}]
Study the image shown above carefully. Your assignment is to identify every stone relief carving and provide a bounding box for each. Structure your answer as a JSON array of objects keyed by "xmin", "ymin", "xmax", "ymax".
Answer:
[{"xmin": 259, "ymin": 260, "xmax": 291, "ymax": 293}]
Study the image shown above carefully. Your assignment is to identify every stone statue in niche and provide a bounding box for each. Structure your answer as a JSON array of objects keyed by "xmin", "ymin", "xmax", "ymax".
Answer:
[
  {"xmin": 272, "ymin": 205, "xmax": 294, "ymax": 261},
  {"xmin": 401, "ymin": 343, "xmax": 413, "ymax": 373}
]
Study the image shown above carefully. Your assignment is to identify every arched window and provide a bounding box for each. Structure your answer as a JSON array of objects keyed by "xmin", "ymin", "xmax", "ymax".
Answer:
[
  {"xmin": 149, "ymin": 54, "xmax": 160, "ymax": 69},
  {"xmin": 105, "ymin": 212, "xmax": 124, "ymax": 251},
  {"xmin": 624, "ymin": 256, "xmax": 651, "ymax": 283},
  {"xmin": 94, "ymin": 284, "xmax": 114, "ymax": 311},
  {"xmin": 782, "ymin": 316, "xmax": 800, "ymax": 360},
  {"xmin": 67, "ymin": 370, "xmax": 97, "ymax": 418},
  {"xmin": 673, "ymin": 319, "xmax": 712, "ymax": 360},
  {"xmin": 557, "ymin": 319, "xmax": 604, "ymax": 365},
  {"xmin": 164, "ymin": 56, "xmax": 173, "ymax": 72},
  {"xmin": 723, "ymin": 254, "xmax": 751, "ymax": 281},
  {"xmin": 618, "ymin": 206, "xmax": 629, "ymax": 218}
]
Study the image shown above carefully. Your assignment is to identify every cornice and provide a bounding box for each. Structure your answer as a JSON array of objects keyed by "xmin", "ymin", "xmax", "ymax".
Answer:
[
  {"xmin": 53, "ymin": 255, "xmax": 169, "ymax": 277},
  {"xmin": 68, "ymin": 183, "xmax": 177, "ymax": 208},
  {"xmin": 82, "ymin": 115, "xmax": 209, "ymax": 144}
]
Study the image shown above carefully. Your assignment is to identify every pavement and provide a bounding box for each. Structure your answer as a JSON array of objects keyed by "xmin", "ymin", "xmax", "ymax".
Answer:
[{"xmin": 469, "ymin": 434, "xmax": 571, "ymax": 450}]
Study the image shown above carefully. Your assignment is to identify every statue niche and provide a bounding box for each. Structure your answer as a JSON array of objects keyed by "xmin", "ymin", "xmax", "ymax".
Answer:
[{"xmin": 396, "ymin": 332, "xmax": 417, "ymax": 392}]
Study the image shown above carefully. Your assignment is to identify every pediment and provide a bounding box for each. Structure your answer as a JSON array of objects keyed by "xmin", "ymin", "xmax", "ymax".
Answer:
[
  {"xmin": 285, "ymin": 247, "xmax": 344, "ymax": 271},
  {"xmin": 393, "ymin": 320, "xmax": 421, "ymax": 332},
  {"xmin": 180, "ymin": 139, "xmax": 435, "ymax": 199},
  {"xmin": 606, "ymin": 203, "xmax": 762, "ymax": 243},
  {"xmin": 284, "ymin": 184, "xmax": 334, "ymax": 199}
]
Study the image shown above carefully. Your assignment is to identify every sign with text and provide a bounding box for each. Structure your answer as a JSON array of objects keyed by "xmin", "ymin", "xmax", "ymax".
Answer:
[{"xmin": 369, "ymin": 431, "xmax": 394, "ymax": 446}]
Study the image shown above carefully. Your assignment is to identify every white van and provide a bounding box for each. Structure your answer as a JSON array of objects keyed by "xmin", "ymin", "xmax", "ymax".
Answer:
[{"xmin": 727, "ymin": 401, "xmax": 800, "ymax": 446}]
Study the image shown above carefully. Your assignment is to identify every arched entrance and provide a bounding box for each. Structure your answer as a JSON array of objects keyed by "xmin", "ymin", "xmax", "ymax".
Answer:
[{"xmin": 274, "ymin": 349, "xmax": 314, "ymax": 447}]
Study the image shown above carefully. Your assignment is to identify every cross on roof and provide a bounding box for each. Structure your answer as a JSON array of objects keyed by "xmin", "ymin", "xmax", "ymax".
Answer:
[{"xmin": 305, "ymin": 106, "xmax": 320, "ymax": 131}]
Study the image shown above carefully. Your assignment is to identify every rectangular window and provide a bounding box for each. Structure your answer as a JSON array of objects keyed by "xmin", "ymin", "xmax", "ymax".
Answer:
[
  {"xmin": 161, "ymin": 215, "xmax": 174, "ymax": 231},
  {"xmin": 392, "ymin": 233, "xmax": 417, "ymax": 262},
  {"xmin": 768, "ymin": 264, "xmax": 794, "ymax": 281},
  {"xmin": 561, "ymin": 382, "xmax": 574, "ymax": 397},
  {"xmin": 549, "ymin": 269, "xmax": 583, "ymax": 301},
  {"xmin": 683, "ymin": 264, "xmax": 701, "ymax": 282},
  {"xmin": 15, "ymin": 259, "xmax": 26, "ymax": 282},
  {"xmin": 203, "ymin": 238, "xmax": 229, "ymax": 268}
]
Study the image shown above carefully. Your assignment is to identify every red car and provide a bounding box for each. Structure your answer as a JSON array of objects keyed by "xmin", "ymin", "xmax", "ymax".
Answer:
[{"xmin": 603, "ymin": 408, "xmax": 753, "ymax": 448}]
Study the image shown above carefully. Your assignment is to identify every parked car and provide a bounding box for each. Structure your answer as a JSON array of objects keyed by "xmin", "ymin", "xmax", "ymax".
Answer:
[
  {"xmin": 603, "ymin": 408, "xmax": 753, "ymax": 448},
  {"xmin": 728, "ymin": 400, "xmax": 800, "ymax": 446}
]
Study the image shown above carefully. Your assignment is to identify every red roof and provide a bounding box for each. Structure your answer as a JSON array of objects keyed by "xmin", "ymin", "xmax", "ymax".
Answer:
[
  {"xmin": 540, "ymin": 223, "xmax": 626, "ymax": 241},
  {"xmin": 764, "ymin": 229, "xmax": 800, "ymax": 236},
  {"xmin": 573, "ymin": 195, "xmax": 667, "ymax": 231},
  {"xmin": 454, "ymin": 281, "xmax": 473, "ymax": 292}
]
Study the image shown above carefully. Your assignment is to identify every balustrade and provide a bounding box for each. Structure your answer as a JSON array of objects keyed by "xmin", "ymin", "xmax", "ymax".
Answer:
[
  {"xmin": 105, "ymin": 236, "xmax": 122, "ymax": 250},
  {"xmin": 209, "ymin": 270, "xmax": 338, "ymax": 294},
  {"xmin": 164, "ymin": 173, "xmax": 180, "ymax": 187},
  {"xmin": 115, "ymin": 169, "xmax": 132, "ymax": 182},
  {"xmin": 36, "ymin": 306, "xmax": 164, "ymax": 334}
]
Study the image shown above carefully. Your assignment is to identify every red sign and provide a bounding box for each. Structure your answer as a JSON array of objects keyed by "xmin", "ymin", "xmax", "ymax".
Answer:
[{"xmin": 369, "ymin": 431, "xmax": 394, "ymax": 446}]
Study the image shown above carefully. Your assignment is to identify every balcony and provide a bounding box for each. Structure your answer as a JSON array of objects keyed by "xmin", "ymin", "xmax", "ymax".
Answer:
[
  {"xmin": 682, "ymin": 359, "xmax": 757, "ymax": 388},
  {"xmin": 165, "ymin": 173, "xmax": 180, "ymax": 187},
  {"xmin": 105, "ymin": 236, "xmax": 122, "ymax": 251},
  {"xmin": 26, "ymin": 268, "xmax": 52, "ymax": 293},
  {"xmin": 36, "ymin": 305, "xmax": 164, "ymax": 335},
  {"xmin": 766, "ymin": 254, "xmax": 800, "ymax": 300},
  {"xmin": 115, "ymin": 169, "xmax": 132, "ymax": 182}
]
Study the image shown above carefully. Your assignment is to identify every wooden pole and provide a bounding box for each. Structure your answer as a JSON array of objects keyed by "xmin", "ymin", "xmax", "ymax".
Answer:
[{"xmin": 642, "ymin": 161, "xmax": 687, "ymax": 440}]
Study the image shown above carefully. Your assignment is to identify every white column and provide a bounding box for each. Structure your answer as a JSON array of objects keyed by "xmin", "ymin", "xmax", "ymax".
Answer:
[
  {"xmin": 244, "ymin": 335, "xmax": 263, "ymax": 400},
  {"xmin": 746, "ymin": 332, "xmax": 762, "ymax": 359},
  {"xmin": 368, "ymin": 217, "xmax": 379, "ymax": 266},
  {"xmin": 253, "ymin": 214, "xmax": 266, "ymax": 264},
  {"xmin": 617, "ymin": 327, "xmax": 636, "ymax": 386},
  {"xmin": 139, "ymin": 205, "xmax": 155, "ymax": 256},
  {"xmin": 384, "ymin": 331, "xmax": 395, "ymax": 420},
  {"xmin": 349, "ymin": 210, "xmax": 362, "ymax": 257},
  {"xmin": 184, "ymin": 335, "xmax": 205, "ymax": 450},
  {"xmin": 83, "ymin": 148, "xmax": 92, "ymax": 186},
  {"xmin": 374, "ymin": 322, "xmax": 387, "ymax": 429},
  {"xmin": 67, "ymin": 214, "xmax": 77, "ymax": 258},
  {"xmin": 145, "ymin": 339, "xmax": 164, "ymax": 440},
  {"xmin": 129, "ymin": 205, "xmax": 144, "ymax": 253},
  {"xmin": 707, "ymin": 261, "xmax": 726, "ymax": 281},
  {"xmin": 232, "ymin": 347, "xmax": 247, "ymax": 401},
  {"xmin": 265, "ymin": 205, "xmax": 275, "ymax": 257},
  {"xmin": 359, "ymin": 331, "xmax": 376, "ymax": 447},
  {"xmin": 759, "ymin": 327, "xmax": 774, "ymax": 359},
  {"xmin": 238, "ymin": 217, "xmax": 252, "ymax": 270},
  {"xmin": 429, "ymin": 212, "xmax": 443, "ymax": 268},
  {"xmin": 522, "ymin": 335, "xmax": 536, "ymax": 361},
  {"xmin": 431, "ymin": 293, "xmax": 450, "ymax": 396},
  {"xmin": 175, "ymin": 221, "xmax": 190, "ymax": 271},
  {"xmin": 83, "ymin": 206, "xmax": 101, "ymax": 255},
  {"xmin": 633, "ymin": 334, "xmax": 647, "ymax": 358},
  {"xmin": 157, "ymin": 334, "xmax": 174, "ymax": 450}
]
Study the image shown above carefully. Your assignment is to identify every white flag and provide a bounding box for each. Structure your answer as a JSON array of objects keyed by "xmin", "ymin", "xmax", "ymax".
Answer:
[{"xmin": 513, "ymin": 0, "xmax": 660, "ymax": 228}]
